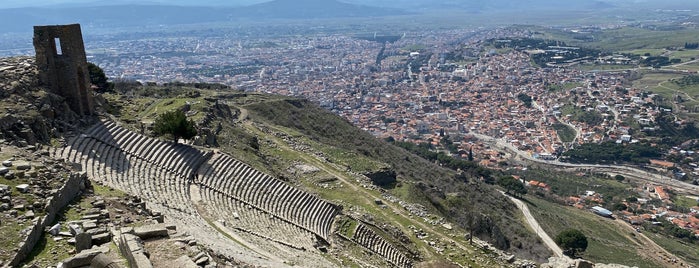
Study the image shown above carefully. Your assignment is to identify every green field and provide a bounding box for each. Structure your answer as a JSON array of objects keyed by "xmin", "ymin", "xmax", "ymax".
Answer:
[
  {"xmin": 632, "ymin": 72, "xmax": 699, "ymax": 114},
  {"xmin": 526, "ymin": 197, "xmax": 662, "ymax": 268},
  {"xmin": 574, "ymin": 64, "xmax": 634, "ymax": 71},
  {"xmin": 552, "ymin": 123, "xmax": 576, "ymax": 143}
]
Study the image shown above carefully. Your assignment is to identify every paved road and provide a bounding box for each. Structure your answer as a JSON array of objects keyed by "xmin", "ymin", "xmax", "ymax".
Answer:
[
  {"xmin": 472, "ymin": 133, "xmax": 699, "ymax": 195},
  {"xmin": 501, "ymin": 191, "xmax": 568, "ymax": 260}
]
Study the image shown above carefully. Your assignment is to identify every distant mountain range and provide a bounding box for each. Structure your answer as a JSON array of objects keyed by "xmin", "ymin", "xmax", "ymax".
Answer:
[
  {"xmin": 231, "ymin": 0, "xmax": 408, "ymax": 19},
  {"xmin": 2, "ymin": 0, "xmax": 699, "ymax": 34},
  {"xmin": 0, "ymin": 0, "xmax": 407, "ymax": 33}
]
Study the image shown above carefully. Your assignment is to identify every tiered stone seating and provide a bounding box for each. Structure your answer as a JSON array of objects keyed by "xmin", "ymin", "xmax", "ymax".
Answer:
[
  {"xmin": 55, "ymin": 120, "xmax": 198, "ymax": 215},
  {"xmin": 197, "ymin": 152, "xmax": 340, "ymax": 241},
  {"xmin": 197, "ymin": 184, "xmax": 315, "ymax": 250},
  {"xmin": 80, "ymin": 119, "xmax": 208, "ymax": 181},
  {"xmin": 352, "ymin": 223, "xmax": 412, "ymax": 268},
  {"xmin": 54, "ymin": 119, "xmax": 361, "ymax": 264}
]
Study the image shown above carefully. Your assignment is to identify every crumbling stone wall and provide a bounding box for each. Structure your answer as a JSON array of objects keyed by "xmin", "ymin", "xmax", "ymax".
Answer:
[
  {"xmin": 8, "ymin": 172, "xmax": 87, "ymax": 267},
  {"xmin": 33, "ymin": 24, "xmax": 94, "ymax": 115}
]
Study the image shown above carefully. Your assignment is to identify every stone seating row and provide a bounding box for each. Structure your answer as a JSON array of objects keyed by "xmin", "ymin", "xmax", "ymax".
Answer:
[
  {"xmin": 352, "ymin": 224, "xmax": 412, "ymax": 268},
  {"xmin": 56, "ymin": 132, "xmax": 195, "ymax": 215},
  {"xmin": 86, "ymin": 120, "xmax": 210, "ymax": 180},
  {"xmin": 198, "ymin": 185, "xmax": 316, "ymax": 250},
  {"xmin": 197, "ymin": 153, "xmax": 339, "ymax": 240}
]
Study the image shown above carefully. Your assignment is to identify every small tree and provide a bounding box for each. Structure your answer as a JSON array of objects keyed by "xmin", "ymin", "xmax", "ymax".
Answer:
[
  {"xmin": 87, "ymin": 62, "xmax": 112, "ymax": 91},
  {"xmin": 153, "ymin": 110, "xmax": 197, "ymax": 143},
  {"xmin": 498, "ymin": 176, "xmax": 527, "ymax": 197},
  {"xmin": 555, "ymin": 229, "xmax": 588, "ymax": 258}
]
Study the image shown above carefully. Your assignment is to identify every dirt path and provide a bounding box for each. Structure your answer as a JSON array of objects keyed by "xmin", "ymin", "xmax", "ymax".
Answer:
[
  {"xmin": 609, "ymin": 219, "xmax": 686, "ymax": 268},
  {"xmin": 501, "ymin": 192, "xmax": 566, "ymax": 259}
]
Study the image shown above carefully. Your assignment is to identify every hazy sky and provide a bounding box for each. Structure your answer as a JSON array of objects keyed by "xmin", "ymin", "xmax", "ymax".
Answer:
[
  {"xmin": 0, "ymin": 0, "xmax": 266, "ymax": 8},
  {"xmin": 3, "ymin": 0, "xmax": 699, "ymax": 9}
]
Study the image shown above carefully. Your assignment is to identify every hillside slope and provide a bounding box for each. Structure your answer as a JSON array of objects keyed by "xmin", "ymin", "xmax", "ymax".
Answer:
[
  {"xmin": 240, "ymin": 97, "xmax": 551, "ymax": 262},
  {"xmin": 0, "ymin": 56, "xmax": 549, "ymax": 266},
  {"xmin": 102, "ymin": 87, "xmax": 551, "ymax": 264}
]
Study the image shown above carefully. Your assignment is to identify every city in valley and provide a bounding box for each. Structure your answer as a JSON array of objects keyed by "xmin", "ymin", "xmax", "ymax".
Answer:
[{"xmin": 2, "ymin": 1, "xmax": 699, "ymax": 268}]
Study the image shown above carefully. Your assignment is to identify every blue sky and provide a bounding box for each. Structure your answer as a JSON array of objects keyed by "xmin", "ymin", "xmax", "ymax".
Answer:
[
  {"xmin": 0, "ymin": 0, "xmax": 266, "ymax": 8},
  {"xmin": 3, "ymin": 0, "xmax": 698, "ymax": 9}
]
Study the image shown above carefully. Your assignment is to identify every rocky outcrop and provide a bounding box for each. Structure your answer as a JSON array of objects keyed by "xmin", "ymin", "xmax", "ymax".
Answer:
[
  {"xmin": 0, "ymin": 56, "xmax": 86, "ymax": 146},
  {"xmin": 541, "ymin": 257, "xmax": 634, "ymax": 268},
  {"xmin": 363, "ymin": 167, "xmax": 397, "ymax": 187}
]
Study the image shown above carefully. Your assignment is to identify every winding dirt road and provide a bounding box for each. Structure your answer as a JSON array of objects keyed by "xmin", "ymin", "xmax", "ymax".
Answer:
[{"xmin": 501, "ymin": 191, "xmax": 568, "ymax": 260}]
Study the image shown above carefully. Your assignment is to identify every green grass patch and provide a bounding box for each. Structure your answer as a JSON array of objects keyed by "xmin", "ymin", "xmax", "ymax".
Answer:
[
  {"xmin": 518, "ymin": 168, "xmax": 637, "ymax": 203},
  {"xmin": 623, "ymin": 48, "xmax": 666, "ymax": 57},
  {"xmin": 547, "ymin": 82, "xmax": 583, "ymax": 92},
  {"xmin": 552, "ymin": 123, "xmax": 576, "ymax": 143},
  {"xmin": 93, "ymin": 183, "xmax": 126, "ymax": 198},
  {"xmin": 671, "ymin": 61, "xmax": 699, "ymax": 72},
  {"xmin": 335, "ymin": 216, "xmax": 359, "ymax": 238},
  {"xmin": 21, "ymin": 232, "xmax": 73, "ymax": 267},
  {"xmin": 403, "ymin": 44, "xmax": 426, "ymax": 51},
  {"xmin": 0, "ymin": 221, "xmax": 27, "ymax": 261},
  {"xmin": 526, "ymin": 197, "xmax": 661, "ymax": 268},
  {"xmin": 559, "ymin": 104, "xmax": 605, "ymax": 126},
  {"xmin": 668, "ymin": 50, "xmax": 699, "ymax": 62},
  {"xmin": 673, "ymin": 196, "xmax": 699, "ymax": 209},
  {"xmin": 318, "ymin": 146, "xmax": 387, "ymax": 173},
  {"xmin": 584, "ymin": 27, "xmax": 699, "ymax": 51},
  {"xmin": 643, "ymin": 231, "xmax": 699, "ymax": 266},
  {"xmin": 574, "ymin": 64, "xmax": 635, "ymax": 71}
]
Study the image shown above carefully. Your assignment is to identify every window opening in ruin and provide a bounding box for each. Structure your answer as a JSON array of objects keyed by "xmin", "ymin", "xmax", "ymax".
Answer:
[{"xmin": 54, "ymin": 38, "xmax": 62, "ymax": 55}]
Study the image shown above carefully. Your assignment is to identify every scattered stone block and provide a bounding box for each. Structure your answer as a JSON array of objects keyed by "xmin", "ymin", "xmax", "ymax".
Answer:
[
  {"xmin": 16, "ymin": 163, "xmax": 31, "ymax": 170},
  {"xmin": 193, "ymin": 252, "xmax": 206, "ymax": 262},
  {"xmin": 58, "ymin": 247, "xmax": 106, "ymax": 268},
  {"xmin": 82, "ymin": 214, "xmax": 100, "ymax": 220},
  {"xmin": 91, "ymin": 199, "xmax": 105, "ymax": 208},
  {"xmin": 174, "ymin": 255, "xmax": 198, "ymax": 268},
  {"xmin": 92, "ymin": 232, "xmax": 112, "ymax": 245},
  {"xmin": 82, "ymin": 221, "xmax": 97, "ymax": 230},
  {"xmin": 134, "ymin": 224, "xmax": 169, "ymax": 239},
  {"xmin": 69, "ymin": 223, "xmax": 83, "ymax": 236},
  {"xmin": 1, "ymin": 160, "xmax": 11, "ymax": 167},
  {"xmin": 0, "ymin": 167, "xmax": 8, "ymax": 175},
  {"xmin": 16, "ymin": 184, "xmax": 30, "ymax": 193},
  {"xmin": 195, "ymin": 256, "xmax": 209, "ymax": 266},
  {"xmin": 59, "ymin": 231, "xmax": 73, "ymax": 237},
  {"xmin": 86, "ymin": 227, "xmax": 108, "ymax": 236},
  {"xmin": 49, "ymin": 223, "xmax": 61, "ymax": 236},
  {"xmin": 75, "ymin": 232, "xmax": 92, "ymax": 252},
  {"xmin": 90, "ymin": 253, "xmax": 120, "ymax": 268}
]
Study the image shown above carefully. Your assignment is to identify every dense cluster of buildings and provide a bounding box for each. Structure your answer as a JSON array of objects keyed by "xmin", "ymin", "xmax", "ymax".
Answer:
[{"xmin": 87, "ymin": 28, "xmax": 671, "ymax": 167}]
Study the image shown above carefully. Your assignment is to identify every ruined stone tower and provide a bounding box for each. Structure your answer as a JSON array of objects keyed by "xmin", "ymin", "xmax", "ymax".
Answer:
[{"xmin": 33, "ymin": 24, "xmax": 94, "ymax": 115}]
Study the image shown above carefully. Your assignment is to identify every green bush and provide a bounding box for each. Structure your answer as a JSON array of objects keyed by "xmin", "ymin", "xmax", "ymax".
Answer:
[{"xmin": 153, "ymin": 110, "xmax": 197, "ymax": 142}]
